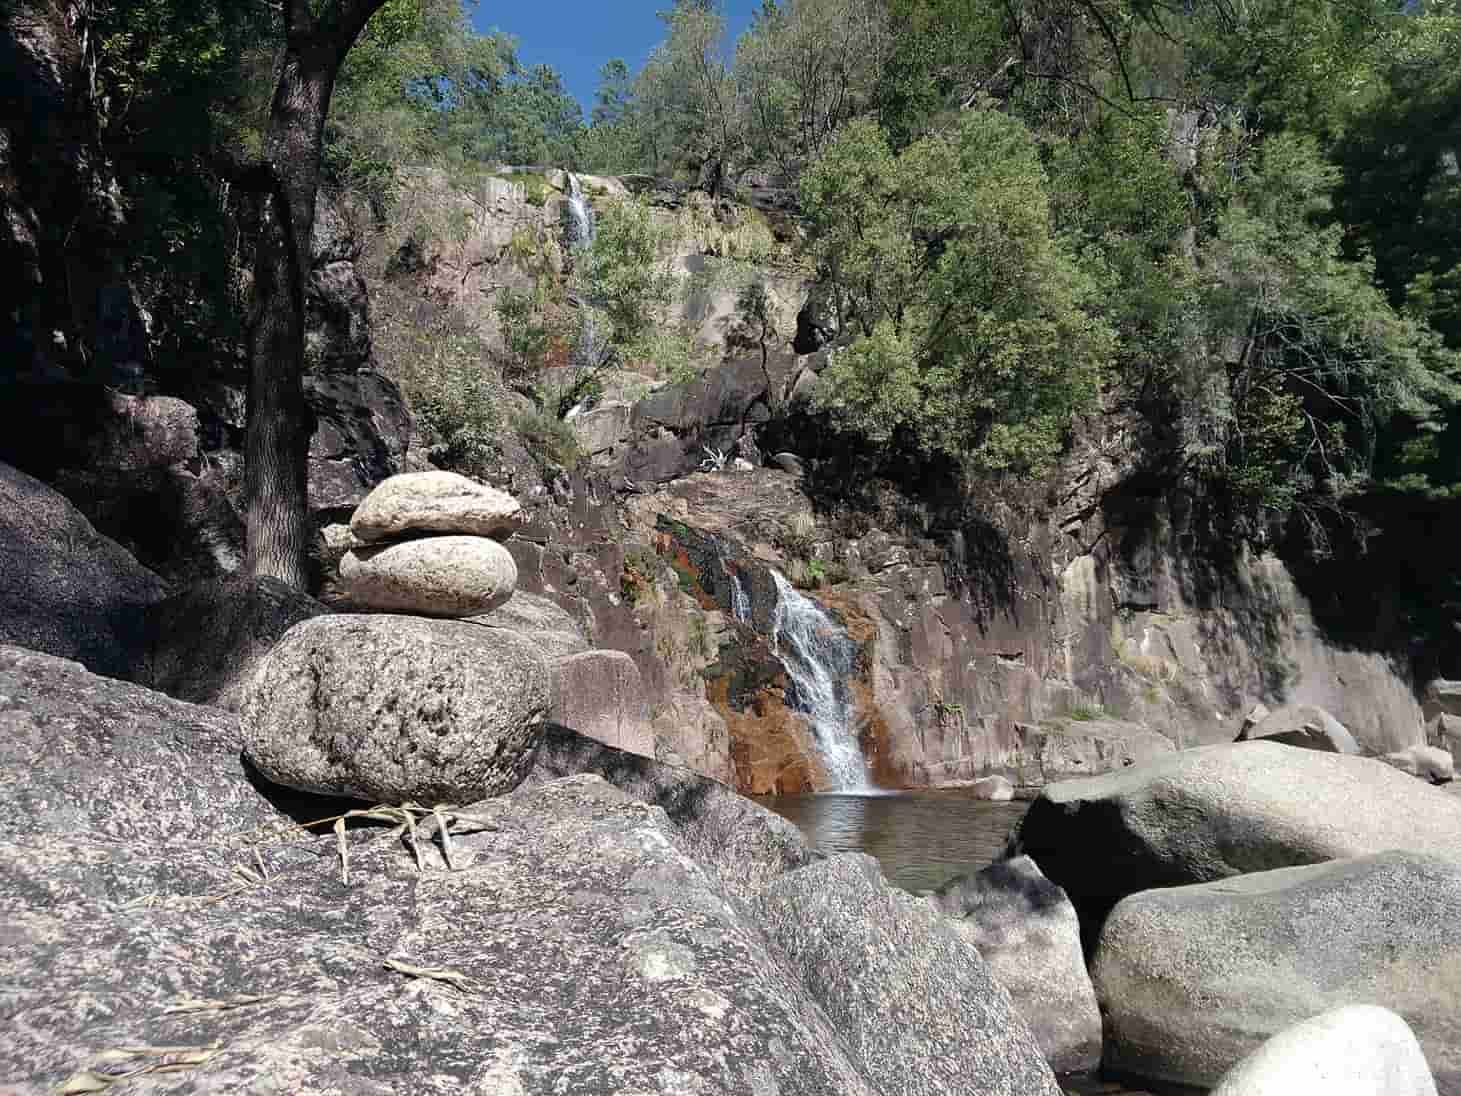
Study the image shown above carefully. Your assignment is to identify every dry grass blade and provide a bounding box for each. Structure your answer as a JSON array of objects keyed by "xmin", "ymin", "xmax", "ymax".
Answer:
[
  {"xmin": 335, "ymin": 816, "xmax": 349, "ymax": 885},
  {"xmin": 383, "ymin": 958, "xmax": 473, "ymax": 991},
  {"xmin": 433, "ymin": 806, "xmax": 457, "ymax": 870},
  {"xmin": 163, "ymin": 994, "xmax": 276, "ymax": 1015},
  {"xmin": 57, "ymin": 1044, "xmax": 222, "ymax": 1093}
]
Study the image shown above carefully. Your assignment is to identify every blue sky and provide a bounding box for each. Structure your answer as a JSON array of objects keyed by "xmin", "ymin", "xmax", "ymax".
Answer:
[{"xmin": 471, "ymin": 2, "xmax": 763, "ymax": 117}]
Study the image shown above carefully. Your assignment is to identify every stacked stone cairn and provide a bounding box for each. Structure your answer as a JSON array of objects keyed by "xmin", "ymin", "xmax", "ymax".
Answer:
[
  {"xmin": 340, "ymin": 470, "xmax": 522, "ymax": 616},
  {"xmin": 240, "ymin": 472, "xmax": 553, "ymax": 805}
]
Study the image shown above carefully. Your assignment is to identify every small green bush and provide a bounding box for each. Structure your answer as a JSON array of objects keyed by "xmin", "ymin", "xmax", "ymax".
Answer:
[
  {"xmin": 622, "ymin": 547, "xmax": 659, "ymax": 606},
  {"xmin": 512, "ymin": 407, "xmax": 581, "ymax": 474}
]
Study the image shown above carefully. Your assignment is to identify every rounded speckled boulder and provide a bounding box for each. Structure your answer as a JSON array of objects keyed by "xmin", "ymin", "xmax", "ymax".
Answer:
[
  {"xmin": 340, "ymin": 535, "xmax": 517, "ymax": 618},
  {"xmin": 241, "ymin": 614, "xmax": 550, "ymax": 804}
]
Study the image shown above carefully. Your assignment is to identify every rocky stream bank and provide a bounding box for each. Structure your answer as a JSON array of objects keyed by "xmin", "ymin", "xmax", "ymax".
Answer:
[{"xmin": 3, "ymin": 465, "xmax": 1461, "ymax": 1094}]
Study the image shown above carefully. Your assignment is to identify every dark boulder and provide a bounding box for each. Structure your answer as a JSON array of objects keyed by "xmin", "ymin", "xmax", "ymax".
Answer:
[
  {"xmin": 145, "ymin": 576, "xmax": 329, "ymax": 710},
  {"xmin": 0, "ymin": 461, "xmax": 165, "ymax": 679}
]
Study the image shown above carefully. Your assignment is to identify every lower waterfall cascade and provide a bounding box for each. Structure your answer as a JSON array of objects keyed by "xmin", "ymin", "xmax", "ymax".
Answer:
[{"xmin": 769, "ymin": 570, "xmax": 871, "ymax": 791}]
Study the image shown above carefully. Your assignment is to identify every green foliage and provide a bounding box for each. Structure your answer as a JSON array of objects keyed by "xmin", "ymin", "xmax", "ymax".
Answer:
[
  {"xmin": 736, "ymin": 0, "xmax": 890, "ymax": 175},
  {"xmin": 578, "ymin": 196, "xmax": 681, "ymax": 357},
  {"xmin": 1203, "ymin": 132, "xmax": 1458, "ymax": 510},
  {"xmin": 496, "ymin": 280, "xmax": 571, "ymax": 382},
  {"xmin": 373, "ymin": 282, "xmax": 505, "ymax": 481},
  {"xmin": 511, "ymin": 407, "xmax": 582, "ymax": 475},
  {"xmin": 622, "ymin": 547, "xmax": 660, "ymax": 606},
  {"xmin": 801, "ymin": 111, "xmax": 1113, "ymax": 472}
]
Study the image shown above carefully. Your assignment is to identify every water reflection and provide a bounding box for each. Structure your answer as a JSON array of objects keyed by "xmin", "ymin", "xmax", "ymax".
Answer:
[{"xmin": 759, "ymin": 790, "xmax": 1029, "ymax": 894}]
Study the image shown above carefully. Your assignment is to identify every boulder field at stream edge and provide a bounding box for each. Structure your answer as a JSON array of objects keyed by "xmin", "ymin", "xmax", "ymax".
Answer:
[{"xmin": 0, "ymin": 642, "xmax": 1067, "ymax": 1094}]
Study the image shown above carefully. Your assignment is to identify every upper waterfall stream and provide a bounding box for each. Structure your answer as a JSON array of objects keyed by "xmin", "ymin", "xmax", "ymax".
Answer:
[
  {"xmin": 769, "ymin": 570, "xmax": 870, "ymax": 791},
  {"xmin": 564, "ymin": 173, "xmax": 600, "ymax": 371}
]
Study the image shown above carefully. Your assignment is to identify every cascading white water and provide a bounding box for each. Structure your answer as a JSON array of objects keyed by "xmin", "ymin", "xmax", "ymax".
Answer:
[
  {"xmin": 564, "ymin": 174, "xmax": 600, "ymax": 369},
  {"xmin": 769, "ymin": 570, "xmax": 870, "ymax": 791},
  {"xmin": 565, "ymin": 173, "xmax": 596, "ymax": 253},
  {"xmin": 731, "ymin": 573, "xmax": 752, "ymax": 623}
]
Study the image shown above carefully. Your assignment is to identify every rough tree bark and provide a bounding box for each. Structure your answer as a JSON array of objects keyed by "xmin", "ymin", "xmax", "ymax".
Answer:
[{"xmin": 242, "ymin": 0, "xmax": 387, "ymax": 588}]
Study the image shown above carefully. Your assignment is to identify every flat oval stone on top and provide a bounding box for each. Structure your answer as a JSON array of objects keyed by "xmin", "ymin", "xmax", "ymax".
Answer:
[{"xmin": 350, "ymin": 470, "xmax": 521, "ymax": 542}]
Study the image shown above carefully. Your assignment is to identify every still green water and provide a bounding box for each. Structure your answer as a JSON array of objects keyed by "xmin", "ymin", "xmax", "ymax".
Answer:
[{"xmin": 759, "ymin": 789, "xmax": 1027, "ymax": 894}]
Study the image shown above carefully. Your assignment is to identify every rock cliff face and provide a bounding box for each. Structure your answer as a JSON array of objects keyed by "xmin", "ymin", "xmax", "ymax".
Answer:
[
  {"xmin": 352, "ymin": 166, "xmax": 1428, "ymax": 792},
  {"xmin": 486, "ymin": 367, "xmax": 1427, "ymax": 794},
  {"xmin": 0, "ymin": 89, "xmax": 1432, "ymax": 794}
]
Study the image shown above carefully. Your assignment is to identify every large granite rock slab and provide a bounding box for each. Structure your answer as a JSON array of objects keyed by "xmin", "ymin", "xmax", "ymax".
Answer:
[
  {"xmin": 754, "ymin": 854, "xmax": 1063, "ymax": 1096},
  {"xmin": 145, "ymin": 576, "xmax": 329, "ymax": 710},
  {"xmin": 1211, "ymin": 1005, "xmax": 1439, "ymax": 1096},
  {"xmin": 930, "ymin": 856, "xmax": 1102, "ymax": 1074},
  {"xmin": 242, "ymin": 615, "xmax": 550, "ymax": 803},
  {"xmin": 469, "ymin": 590, "xmax": 590, "ymax": 660},
  {"xmin": 0, "ymin": 645, "xmax": 294, "ymax": 909},
  {"xmin": 550, "ymin": 649, "xmax": 654, "ymax": 757},
  {"xmin": 350, "ymin": 470, "xmax": 521, "ymax": 542},
  {"xmin": 341, "ymin": 535, "xmax": 518, "ymax": 617},
  {"xmin": 0, "ymin": 461, "xmax": 165, "ymax": 680},
  {"xmin": 1094, "ymin": 852, "xmax": 1461, "ymax": 1093},
  {"xmin": 525, "ymin": 723, "xmax": 817, "ymax": 902},
  {"xmin": 1237, "ymin": 702, "xmax": 1360, "ymax": 754},
  {"xmin": 1017, "ymin": 742, "xmax": 1461, "ymax": 922},
  {"xmin": 0, "ymin": 746, "xmax": 886, "ymax": 1094}
]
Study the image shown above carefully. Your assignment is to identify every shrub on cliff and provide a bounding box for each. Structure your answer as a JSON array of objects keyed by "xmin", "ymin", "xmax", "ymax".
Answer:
[{"xmin": 799, "ymin": 110, "xmax": 1114, "ymax": 474}]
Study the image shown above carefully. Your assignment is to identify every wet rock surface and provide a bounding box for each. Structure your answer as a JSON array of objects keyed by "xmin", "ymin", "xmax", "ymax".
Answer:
[{"xmin": 242, "ymin": 615, "xmax": 551, "ymax": 803}]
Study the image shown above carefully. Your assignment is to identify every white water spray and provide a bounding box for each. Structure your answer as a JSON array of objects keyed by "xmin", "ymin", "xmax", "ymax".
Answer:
[
  {"xmin": 565, "ymin": 174, "xmax": 600, "ymax": 370},
  {"xmin": 565, "ymin": 173, "xmax": 596, "ymax": 253},
  {"xmin": 731, "ymin": 573, "xmax": 752, "ymax": 623},
  {"xmin": 769, "ymin": 571, "xmax": 869, "ymax": 791}
]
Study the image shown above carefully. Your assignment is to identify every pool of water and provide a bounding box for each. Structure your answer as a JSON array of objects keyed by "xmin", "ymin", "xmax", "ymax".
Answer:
[
  {"xmin": 759, "ymin": 789, "xmax": 1028, "ymax": 894},
  {"xmin": 760, "ymin": 789, "xmax": 1168, "ymax": 1096}
]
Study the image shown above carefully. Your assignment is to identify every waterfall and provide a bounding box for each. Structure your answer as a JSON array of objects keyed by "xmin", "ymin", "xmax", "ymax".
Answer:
[
  {"xmin": 564, "ymin": 174, "xmax": 600, "ymax": 370},
  {"xmin": 769, "ymin": 571, "xmax": 870, "ymax": 791},
  {"xmin": 731, "ymin": 573, "xmax": 752, "ymax": 623},
  {"xmin": 565, "ymin": 173, "xmax": 596, "ymax": 253}
]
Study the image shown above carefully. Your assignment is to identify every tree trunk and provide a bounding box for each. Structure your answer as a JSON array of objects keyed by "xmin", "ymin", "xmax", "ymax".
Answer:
[
  {"xmin": 243, "ymin": 53, "xmax": 327, "ymax": 588},
  {"xmin": 242, "ymin": 2, "xmax": 385, "ymax": 588}
]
